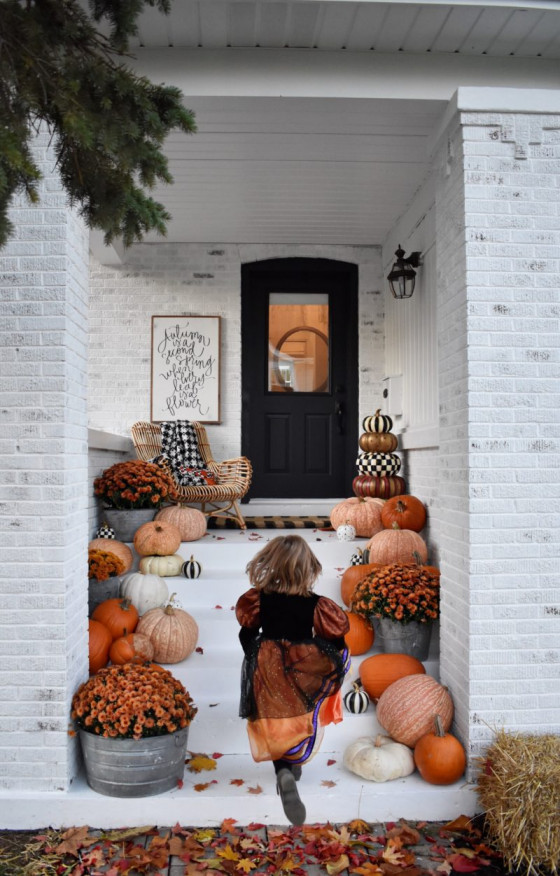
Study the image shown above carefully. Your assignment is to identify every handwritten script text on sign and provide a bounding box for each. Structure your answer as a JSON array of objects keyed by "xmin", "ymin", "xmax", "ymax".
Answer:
[{"xmin": 157, "ymin": 323, "xmax": 216, "ymax": 417}]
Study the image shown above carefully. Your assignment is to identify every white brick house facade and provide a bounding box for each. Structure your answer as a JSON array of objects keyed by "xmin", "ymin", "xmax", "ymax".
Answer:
[{"xmin": 0, "ymin": 84, "xmax": 559, "ymax": 819}]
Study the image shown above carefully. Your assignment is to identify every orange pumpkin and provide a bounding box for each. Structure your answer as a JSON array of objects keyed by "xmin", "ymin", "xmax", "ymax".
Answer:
[
  {"xmin": 381, "ymin": 495, "xmax": 427, "ymax": 533},
  {"xmin": 376, "ymin": 674, "xmax": 454, "ymax": 747},
  {"xmin": 109, "ymin": 633, "xmax": 155, "ymax": 665},
  {"xmin": 133, "ymin": 520, "xmax": 181, "ymax": 557},
  {"xmin": 330, "ymin": 497, "xmax": 385, "ymax": 538},
  {"xmin": 88, "ymin": 619, "xmax": 112, "ymax": 674},
  {"xmin": 359, "ymin": 652, "xmax": 426, "ymax": 701},
  {"xmin": 366, "ymin": 523, "xmax": 428, "ymax": 565},
  {"xmin": 414, "ymin": 715, "xmax": 467, "ymax": 785},
  {"xmin": 344, "ymin": 611, "xmax": 374, "ymax": 655},
  {"xmin": 155, "ymin": 505, "xmax": 207, "ymax": 541},
  {"xmin": 91, "ymin": 597, "xmax": 139, "ymax": 640},
  {"xmin": 88, "ymin": 538, "xmax": 133, "ymax": 573},
  {"xmin": 340, "ymin": 563, "xmax": 384, "ymax": 607}
]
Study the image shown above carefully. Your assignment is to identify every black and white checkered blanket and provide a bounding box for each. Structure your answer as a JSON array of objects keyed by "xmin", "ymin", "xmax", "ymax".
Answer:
[{"xmin": 159, "ymin": 421, "xmax": 211, "ymax": 486}]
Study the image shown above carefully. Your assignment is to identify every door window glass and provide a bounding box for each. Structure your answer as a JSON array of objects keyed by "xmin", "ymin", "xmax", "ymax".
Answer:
[{"xmin": 268, "ymin": 293, "xmax": 329, "ymax": 393}]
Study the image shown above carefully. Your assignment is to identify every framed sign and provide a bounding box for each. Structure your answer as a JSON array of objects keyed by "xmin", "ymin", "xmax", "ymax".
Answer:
[{"xmin": 151, "ymin": 315, "xmax": 221, "ymax": 423}]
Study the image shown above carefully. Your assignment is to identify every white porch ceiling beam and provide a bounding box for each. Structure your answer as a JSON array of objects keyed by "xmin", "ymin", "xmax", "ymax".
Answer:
[{"xmin": 130, "ymin": 48, "xmax": 560, "ymax": 101}]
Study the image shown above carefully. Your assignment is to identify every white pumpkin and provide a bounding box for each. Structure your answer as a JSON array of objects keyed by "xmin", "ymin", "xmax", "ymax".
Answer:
[
  {"xmin": 119, "ymin": 572, "xmax": 169, "ymax": 615},
  {"xmin": 138, "ymin": 554, "xmax": 184, "ymax": 577},
  {"xmin": 343, "ymin": 734, "xmax": 415, "ymax": 782},
  {"xmin": 337, "ymin": 523, "xmax": 356, "ymax": 542}
]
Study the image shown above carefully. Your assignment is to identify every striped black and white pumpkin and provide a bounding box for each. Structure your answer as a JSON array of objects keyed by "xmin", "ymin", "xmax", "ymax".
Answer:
[
  {"xmin": 362, "ymin": 409, "xmax": 393, "ymax": 434},
  {"xmin": 356, "ymin": 452, "xmax": 401, "ymax": 476},
  {"xmin": 182, "ymin": 555, "xmax": 202, "ymax": 579},
  {"xmin": 96, "ymin": 521, "xmax": 115, "ymax": 539},
  {"xmin": 344, "ymin": 681, "xmax": 370, "ymax": 714}
]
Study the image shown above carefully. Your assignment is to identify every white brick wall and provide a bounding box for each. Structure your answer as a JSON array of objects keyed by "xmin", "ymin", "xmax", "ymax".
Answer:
[
  {"xmin": 434, "ymin": 111, "xmax": 560, "ymax": 775},
  {"xmin": 0, "ymin": 133, "xmax": 90, "ymax": 790},
  {"xmin": 88, "ymin": 243, "xmax": 385, "ymax": 461}
]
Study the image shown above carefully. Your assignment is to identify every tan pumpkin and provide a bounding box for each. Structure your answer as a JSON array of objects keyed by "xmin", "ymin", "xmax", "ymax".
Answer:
[
  {"xmin": 359, "ymin": 652, "xmax": 426, "ymax": 701},
  {"xmin": 88, "ymin": 538, "xmax": 133, "ymax": 573},
  {"xmin": 138, "ymin": 554, "xmax": 184, "ymax": 576},
  {"xmin": 359, "ymin": 432, "xmax": 398, "ymax": 453},
  {"xmin": 344, "ymin": 611, "xmax": 374, "ymax": 656},
  {"xmin": 340, "ymin": 563, "xmax": 385, "ymax": 607},
  {"xmin": 136, "ymin": 601, "xmax": 199, "ymax": 663},
  {"xmin": 366, "ymin": 523, "xmax": 428, "ymax": 565},
  {"xmin": 376, "ymin": 674, "xmax": 454, "ymax": 748},
  {"xmin": 133, "ymin": 520, "xmax": 181, "ymax": 557},
  {"xmin": 330, "ymin": 497, "xmax": 385, "ymax": 538},
  {"xmin": 155, "ymin": 505, "xmax": 207, "ymax": 541},
  {"xmin": 109, "ymin": 632, "xmax": 155, "ymax": 665}
]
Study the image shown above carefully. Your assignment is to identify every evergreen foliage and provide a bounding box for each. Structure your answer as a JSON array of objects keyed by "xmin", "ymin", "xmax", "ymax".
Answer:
[{"xmin": 0, "ymin": 0, "xmax": 196, "ymax": 248}]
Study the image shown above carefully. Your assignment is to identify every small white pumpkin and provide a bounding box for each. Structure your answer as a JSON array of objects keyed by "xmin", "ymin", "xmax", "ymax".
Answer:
[
  {"xmin": 119, "ymin": 572, "xmax": 169, "ymax": 615},
  {"xmin": 138, "ymin": 554, "xmax": 184, "ymax": 577},
  {"xmin": 337, "ymin": 522, "xmax": 356, "ymax": 542},
  {"xmin": 182, "ymin": 556, "xmax": 202, "ymax": 579},
  {"xmin": 343, "ymin": 734, "xmax": 415, "ymax": 782}
]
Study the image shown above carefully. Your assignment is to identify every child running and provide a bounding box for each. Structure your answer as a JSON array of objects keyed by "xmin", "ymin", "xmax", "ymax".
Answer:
[{"xmin": 235, "ymin": 534, "xmax": 350, "ymax": 825}]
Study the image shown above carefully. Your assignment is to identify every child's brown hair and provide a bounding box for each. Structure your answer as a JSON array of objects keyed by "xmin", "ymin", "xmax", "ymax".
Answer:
[{"xmin": 245, "ymin": 534, "xmax": 322, "ymax": 596}]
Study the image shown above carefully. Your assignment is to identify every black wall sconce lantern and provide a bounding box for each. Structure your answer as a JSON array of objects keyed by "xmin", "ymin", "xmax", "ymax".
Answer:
[{"xmin": 387, "ymin": 245, "xmax": 423, "ymax": 299}]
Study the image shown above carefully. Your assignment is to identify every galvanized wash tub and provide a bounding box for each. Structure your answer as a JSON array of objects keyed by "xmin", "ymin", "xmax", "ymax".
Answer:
[{"xmin": 79, "ymin": 727, "xmax": 189, "ymax": 797}]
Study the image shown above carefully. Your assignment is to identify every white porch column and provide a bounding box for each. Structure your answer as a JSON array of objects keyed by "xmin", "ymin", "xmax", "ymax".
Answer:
[
  {"xmin": 433, "ymin": 90, "xmax": 560, "ymax": 775},
  {"xmin": 0, "ymin": 131, "xmax": 89, "ymax": 790}
]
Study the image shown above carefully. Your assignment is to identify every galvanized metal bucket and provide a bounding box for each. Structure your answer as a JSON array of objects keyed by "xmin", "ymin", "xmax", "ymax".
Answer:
[
  {"xmin": 374, "ymin": 617, "xmax": 432, "ymax": 661},
  {"xmin": 80, "ymin": 727, "xmax": 189, "ymax": 797}
]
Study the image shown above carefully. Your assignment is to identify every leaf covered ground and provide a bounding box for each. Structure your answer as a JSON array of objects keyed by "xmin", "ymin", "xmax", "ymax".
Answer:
[{"xmin": 0, "ymin": 815, "xmax": 510, "ymax": 876}]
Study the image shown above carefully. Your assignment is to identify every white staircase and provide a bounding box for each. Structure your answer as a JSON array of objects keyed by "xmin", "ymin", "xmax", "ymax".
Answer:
[{"xmin": 3, "ymin": 528, "xmax": 479, "ymax": 829}]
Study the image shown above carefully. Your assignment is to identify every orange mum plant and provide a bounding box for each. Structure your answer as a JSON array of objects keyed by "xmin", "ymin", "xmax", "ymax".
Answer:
[
  {"xmin": 71, "ymin": 663, "xmax": 197, "ymax": 739},
  {"xmin": 351, "ymin": 563, "xmax": 439, "ymax": 625},
  {"xmin": 88, "ymin": 548, "xmax": 125, "ymax": 581},
  {"xmin": 94, "ymin": 460, "xmax": 178, "ymax": 509}
]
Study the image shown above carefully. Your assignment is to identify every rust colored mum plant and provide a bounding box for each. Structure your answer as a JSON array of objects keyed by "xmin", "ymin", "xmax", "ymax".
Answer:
[
  {"xmin": 71, "ymin": 663, "xmax": 197, "ymax": 739},
  {"xmin": 351, "ymin": 563, "xmax": 439, "ymax": 625},
  {"xmin": 94, "ymin": 460, "xmax": 178, "ymax": 509},
  {"xmin": 88, "ymin": 548, "xmax": 125, "ymax": 582}
]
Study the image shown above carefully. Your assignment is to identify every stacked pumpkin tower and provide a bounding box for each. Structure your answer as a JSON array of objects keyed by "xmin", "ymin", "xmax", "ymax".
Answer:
[{"xmin": 353, "ymin": 409, "xmax": 406, "ymax": 499}]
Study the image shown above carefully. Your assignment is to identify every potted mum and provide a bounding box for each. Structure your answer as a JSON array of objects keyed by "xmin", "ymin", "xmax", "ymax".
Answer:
[
  {"xmin": 94, "ymin": 460, "xmax": 178, "ymax": 541},
  {"xmin": 72, "ymin": 662, "xmax": 197, "ymax": 796},
  {"xmin": 88, "ymin": 547, "xmax": 126, "ymax": 614},
  {"xmin": 350, "ymin": 563, "xmax": 439, "ymax": 660}
]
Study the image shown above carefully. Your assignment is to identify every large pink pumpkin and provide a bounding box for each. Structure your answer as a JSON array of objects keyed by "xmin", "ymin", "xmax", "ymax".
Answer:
[
  {"xmin": 330, "ymin": 497, "xmax": 385, "ymax": 538},
  {"xmin": 376, "ymin": 674, "xmax": 454, "ymax": 748}
]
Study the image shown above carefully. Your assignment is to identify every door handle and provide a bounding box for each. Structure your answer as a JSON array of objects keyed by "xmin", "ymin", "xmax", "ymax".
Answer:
[{"xmin": 335, "ymin": 401, "xmax": 344, "ymax": 435}]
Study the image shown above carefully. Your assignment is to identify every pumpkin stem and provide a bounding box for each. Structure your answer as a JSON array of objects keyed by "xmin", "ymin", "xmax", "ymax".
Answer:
[
  {"xmin": 119, "ymin": 598, "xmax": 133, "ymax": 610},
  {"xmin": 412, "ymin": 550, "xmax": 423, "ymax": 566},
  {"xmin": 374, "ymin": 734, "xmax": 385, "ymax": 747},
  {"xmin": 353, "ymin": 680, "xmax": 364, "ymax": 692},
  {"xmin": 396, "ymin": 500, "xmax": 406, "ymax": 512},
  {"xmin": 164, "ymin": 593, "xmax": 178, "ymax": 614},
  {"xmin": 434, "ymin": 715, "xmax": 446, "ymax": 737},
  {"xmin": 391, "ymin": 521, "xmax": 401, "ymax": 530},
  {"xmin": 374, "ymin": 409, "xmax": 381, "ymax": 416}
]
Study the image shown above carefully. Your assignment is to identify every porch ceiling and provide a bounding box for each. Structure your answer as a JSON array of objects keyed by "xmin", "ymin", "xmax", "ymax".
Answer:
[{"xmin": 92, "ymin": 1, "xmax": 560, "ymax": 251}]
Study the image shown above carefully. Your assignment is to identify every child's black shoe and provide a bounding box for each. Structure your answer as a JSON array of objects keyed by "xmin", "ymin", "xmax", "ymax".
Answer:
[{"xmin": 276, "ymin": 768, "xmax": 306, "ymax": 825}]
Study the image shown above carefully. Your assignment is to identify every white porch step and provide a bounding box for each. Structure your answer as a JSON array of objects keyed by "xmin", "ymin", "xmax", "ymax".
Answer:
[{"xmin": 0, "ymin": 529, "xmax": 478, "ymax": 829}]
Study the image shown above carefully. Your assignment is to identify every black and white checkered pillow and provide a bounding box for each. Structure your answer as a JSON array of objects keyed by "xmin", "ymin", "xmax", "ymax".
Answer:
[
  {"xmin": 356, "ymin": 452, "xmax": 401, "ymax": 476},
  {"xmin": 160, "ymin": 421, "xmax": 210, "ymax": 486}
]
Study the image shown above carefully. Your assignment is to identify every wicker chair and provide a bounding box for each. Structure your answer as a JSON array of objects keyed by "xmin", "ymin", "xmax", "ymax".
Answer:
[{"xmin": 131, "ymin": 421, "xmax": 252, "ymax": 529}]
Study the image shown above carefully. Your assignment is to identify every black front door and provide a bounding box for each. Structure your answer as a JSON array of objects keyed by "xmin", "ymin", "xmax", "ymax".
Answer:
[{"xmin": 241, "ymin": 258, "xmax": 358, "ymax": 499}]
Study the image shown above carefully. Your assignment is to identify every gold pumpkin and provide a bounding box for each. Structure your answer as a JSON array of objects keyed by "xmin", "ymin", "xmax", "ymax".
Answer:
[
  {"xmin": 359, "ymin": 432, "xmax": 398, "ymax": 453},
  {"xmin": 136, "ymin": 602, "xmax": 199, "ymax": 663}
]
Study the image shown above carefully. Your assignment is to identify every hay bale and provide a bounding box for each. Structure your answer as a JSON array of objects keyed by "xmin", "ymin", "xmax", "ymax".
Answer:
[{"xmin": 477, "ymin": 729, "xmax": 560, "ymax": 876}]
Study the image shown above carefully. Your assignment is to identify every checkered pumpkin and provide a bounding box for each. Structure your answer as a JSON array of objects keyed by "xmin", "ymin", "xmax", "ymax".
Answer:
[
  {"xmin": 96, "ymin": 522, "xmax": 115, "ymax": 539},
  {"xmin": 356, "ymin": 452, "xmax": 401, "ymax": 476}
]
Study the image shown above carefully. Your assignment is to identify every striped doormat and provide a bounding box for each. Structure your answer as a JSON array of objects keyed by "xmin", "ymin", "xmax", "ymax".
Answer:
[{"xmin": 207, "ymin": 515, "xmax": 333, "ymax": 530}]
